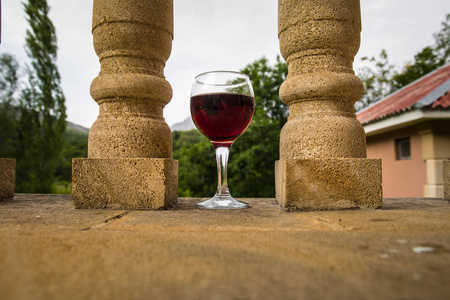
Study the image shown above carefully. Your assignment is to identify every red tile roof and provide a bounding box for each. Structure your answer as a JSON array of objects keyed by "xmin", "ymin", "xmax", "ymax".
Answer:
[{"xmin": 356, "ymin": 64, "xmax": 450, "ymax": 125}]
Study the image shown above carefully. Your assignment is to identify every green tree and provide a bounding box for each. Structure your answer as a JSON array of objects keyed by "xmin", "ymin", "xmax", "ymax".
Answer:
[
  {"xmin": 175, "ymin": 134, "xmax": 216, "ymax": 197},
  {"xmin": 354, "ymin": 50, "xmax": 396, "ymax": 112},
  {"xmin": 53, "ymin": 127, "xmax": 89, "ymax": 194},
  {"xmin": 433, "ymin": 13, "xmax": 450, "ymax": 65},
  {"xmin": 173, "ymin": 129, "xmax": 206, "ymax": 150},
  {"xmin": 0, "ymin": 54, "xmax": 20, "ymax": 158},
  {"xmin": 172, "ymin": 129, "xmax": 216, "ymax": 197},
  {"xmin": 228, "ymin": 121, "xmax": 281, "ymax": 197},
  {"xmin": 16, "ymin": 0, "xmax": 66, "ymax": 193}
]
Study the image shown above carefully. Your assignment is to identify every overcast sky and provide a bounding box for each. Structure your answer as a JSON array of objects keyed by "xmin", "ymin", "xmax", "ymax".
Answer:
[{"xmin": 1, "ymin": 0, "xmax": 449, "ymax": 128}]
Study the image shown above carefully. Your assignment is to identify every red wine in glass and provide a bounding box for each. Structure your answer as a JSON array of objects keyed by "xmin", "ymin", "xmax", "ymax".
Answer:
[
  {"xmin": 190, "ymin": 93, "xmax": 254, "ymax": 147},
  {"xmin": 190, "ymin": 71, "xmax": 255, "ymax": 209}
]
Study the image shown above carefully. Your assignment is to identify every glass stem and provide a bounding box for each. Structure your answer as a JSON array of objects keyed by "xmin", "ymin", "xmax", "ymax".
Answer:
[{"xmin": 213, "ymin": 145, "xmax": 231, "ymax": 198}]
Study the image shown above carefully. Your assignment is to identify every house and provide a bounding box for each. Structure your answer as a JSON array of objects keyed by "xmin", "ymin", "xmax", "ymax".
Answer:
[{"xmin": 356, "ymin": 64, "xmax": 450, "ymax": 198}]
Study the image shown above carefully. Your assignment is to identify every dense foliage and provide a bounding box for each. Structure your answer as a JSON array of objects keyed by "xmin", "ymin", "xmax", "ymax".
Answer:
[
  {"xmin": 0, "ymin": 54, "xmax": 20, "ymax": 159},
  {"xmin": 16, "ymin": 0, "xmax": 67, "ymax": 193},
  {"xmin": 53, "ymin": 127, "xmax": 89, "ymax": 194}
]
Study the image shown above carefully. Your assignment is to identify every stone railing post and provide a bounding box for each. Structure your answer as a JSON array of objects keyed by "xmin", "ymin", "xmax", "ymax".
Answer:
[
  {"xmin": 276, "ymin": 0, "xmax": 383, "ymax": 210},
  {"xmin": 444, "ymin": 160, "xmax": 450, "ymax": 200},
  {"xmin": 72, "ymin": 0, "xmax": 177, "ymax": 210},
  {"xmin": 0, "ymin": 159, "xmax": 15, "ymax": 200},
  {"xmin": 419, "ymin": 126, "xmax": 450, "ymax": 198}
]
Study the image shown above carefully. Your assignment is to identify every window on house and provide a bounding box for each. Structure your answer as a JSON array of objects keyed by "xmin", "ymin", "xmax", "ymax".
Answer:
[{"xmin": 396, "ymin": 138, "xmax": 411, "ymax": 160}]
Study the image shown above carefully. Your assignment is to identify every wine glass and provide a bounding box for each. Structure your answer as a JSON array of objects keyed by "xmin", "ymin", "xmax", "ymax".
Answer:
[{"xmin": 190, "ymin": 71, "xmax": 255, "ymax": 209}]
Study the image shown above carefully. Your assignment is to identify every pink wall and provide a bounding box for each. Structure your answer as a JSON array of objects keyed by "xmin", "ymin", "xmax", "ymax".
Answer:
[{"xmin": 366, "ymin": 127, "xmax": 426, "ymax": 198}]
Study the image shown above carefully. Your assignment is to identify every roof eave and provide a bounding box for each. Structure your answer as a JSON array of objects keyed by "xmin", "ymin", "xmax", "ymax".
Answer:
[{"xmin": 363, "ymin": 109, "xmax": 450, "ymax": 137}]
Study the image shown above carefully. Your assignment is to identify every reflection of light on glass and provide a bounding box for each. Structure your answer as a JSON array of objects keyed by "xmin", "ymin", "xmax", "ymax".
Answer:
[
  {"xmin": 203, "ymin": 72, "xmax": 216, "ymax": 85},
  {"xmin": 201, "ymin": 73, "xmax": 216, "ymax": 92}
]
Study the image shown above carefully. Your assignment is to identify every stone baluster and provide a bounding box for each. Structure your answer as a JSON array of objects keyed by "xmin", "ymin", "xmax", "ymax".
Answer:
[
  {"xmin": 276, "ymin": 0, "xmax": 383, "ymax": 210},
  {"xmin": 419, "ymin": 126, "xmax": 450, "ymax": 198},
  {"xmin": 72, "ymin": 0, "xmax": 177, "ymax": 210},
  {"xmin": 444, "ymin": 160, "xmax": 450, "ymax": 200},
  {"xmin": 0, "ymin": 159, "xmax": 15, "ymax": 200}
]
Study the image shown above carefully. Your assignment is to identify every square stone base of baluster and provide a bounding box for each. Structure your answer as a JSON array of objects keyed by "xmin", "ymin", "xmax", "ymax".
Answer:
[
  {"xmin": 72, "ymin": 158, "xmax": 178, "ymax": 210},
  {"xmin": 275, "ymin": 158, "xmax": 383, "ymax": 211},
  {"xmin": 444, "ymin": 160, "xmax": 450, "ymax": 201},
  {"xmin": 0, "ymin": 158, "xmax": 16, "ymax": 200}
]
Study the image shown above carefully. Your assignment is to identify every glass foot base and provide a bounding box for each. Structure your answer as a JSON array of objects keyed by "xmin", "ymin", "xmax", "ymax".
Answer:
[{"xmin": 196, "ymin": 195, "xmax": 249, "ymax": 210}]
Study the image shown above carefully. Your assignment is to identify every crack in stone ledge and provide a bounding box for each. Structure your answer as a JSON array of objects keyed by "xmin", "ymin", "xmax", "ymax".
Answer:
[{"xmin": 83, "ymin": 211, "xmax": 131, "ymax": 230}]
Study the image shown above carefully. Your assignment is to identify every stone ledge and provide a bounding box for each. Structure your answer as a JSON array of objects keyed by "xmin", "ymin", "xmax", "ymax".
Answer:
[
  {"xmin": 72, "ymin": 158, "xmax": 178, "ymax": 210},
  {"xmin": 0, "ymin": 158, "xmax": 15, "ymax": 200},
  {"xmin": 0, "ymin": 195, "xmax": 449, "ymax": 300}
]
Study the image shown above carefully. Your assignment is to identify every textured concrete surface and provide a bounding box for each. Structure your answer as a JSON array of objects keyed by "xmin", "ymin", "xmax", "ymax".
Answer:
[
  {"xmin": 276, "ymin": 158, "xmax": 383, "ymax": 210},
  {"xmin": 1, "ymin": 194, "xmax": 450, "ymax": 300},
  {"xmin": 444, "ymin": 160, "xmax": 449, "ymax": 200},
  {"xmin": 0, "ymin": 158, "xmax": 15, "ymax": 200},
  {"xmin": 72, "ymin": 158, "xmax": 178, "ymax": 210},
  {"xmin": 276, "ymin": 0, "xmax": 382, "ymax": 209}
]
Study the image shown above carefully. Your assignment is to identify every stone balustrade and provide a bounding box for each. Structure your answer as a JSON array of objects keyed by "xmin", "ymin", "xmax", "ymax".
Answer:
[
  {"xmin": 0, "ymin": 158, "xmax": 15, "ymax": 200},
  {"xmin": 70, "ymin": 0, "xmax": 383, "ymax": 210}
]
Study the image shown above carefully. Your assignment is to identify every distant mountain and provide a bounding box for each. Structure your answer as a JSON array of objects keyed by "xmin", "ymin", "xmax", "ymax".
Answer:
[
  {"xmin": 170, "ymin": 117, "xmax": 196, "ymax": 132},
  {"xmin": 66, "ymin": 118, "xmax": 199, "ymax": 134},
  {"xmin": 0, "ymin": 102, "xmax": 90, "ymax": 135},
  {"xmin": 67, "ymin": 121, "xmax": 90, "ymax": 134},
  {"xmin": 66, "ymin": 118, "xmax": 198, "ymax": 134}
]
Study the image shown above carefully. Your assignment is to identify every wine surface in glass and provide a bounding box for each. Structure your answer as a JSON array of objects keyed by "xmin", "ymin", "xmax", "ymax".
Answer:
[{"xmin": 190, "ymin": 93, "xmax": 254, "ymax": 145}]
